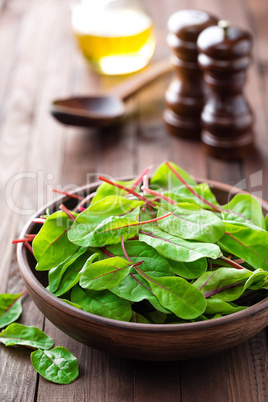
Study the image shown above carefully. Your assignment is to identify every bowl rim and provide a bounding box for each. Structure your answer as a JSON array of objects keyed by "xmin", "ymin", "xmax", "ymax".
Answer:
[{"xmin": 17, "ymin": 176, "xmax": 268, "ymax": 333}]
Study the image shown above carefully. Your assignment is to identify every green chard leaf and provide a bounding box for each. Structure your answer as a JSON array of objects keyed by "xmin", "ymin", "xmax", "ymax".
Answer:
[
  {"xmin": 157, "ymin": 203, "xmax": 225, "ymax": 243},
  {"xmin": 110, "ymin": 272, "xmax": 170, "ymax": 313},
  {"xmin": 134, "ymin": 266, "xmax": 207, "ymax": 320},
  {"xmin": 205, "ymin": 299, "xmax": 247, "ymax": 315},
  {"xmin": 150, "ymin": 161, "xmax": 197, "ymax": 190},
  {"xmin": 51, "ymin": 252, "xmax": 100, "ymax": 297},
  {"xmin": 71, "ymin": 286, "xmax": 132, "ymax": 321},
  {"xmin": 130, "ymin": 312, "xmax": 151, "ymax": 323},
  {"xmin": 193, "ymin": 267, "xmax": 268, "ymax": 301},
  {"xmin": 164, "ymin": 182, "xmax": 220, "ymax": 209},
  {"xmin": 167, "ymin": 257, "xmax": 207, "ymax": 279},
  {"xmin": 139, "ymin": 226, "xmax": 222, "ymax": 262},
  {"xmin": 80, "ymin": 257, "xmax": 133, "ymax": 291},
  {"xmin": 48, "ymin": 247, "xmax": 89, "ymax": 293},
  {"xmin": 68, "ymin": 207, "xmax": 141, "ymax": 247},
  {"xmin": 32, "ymin": 211, "xmax": 79, "ymax": 271},
  {"xmin": 92, "ymin": 179, "xmax": 139, "ymax": 204},
  {"xmin": 0, "ymin": 293, "xmax": 24, "ymax": 329},
  {"xmin": 107, "ymin": 240, "xmax": 207, "ymax": 279},
  {"xmin": 68, "ymin": 195, "xmax": 143, "ymax": 245},
  {"xmin": 0, "ymin": 323, "xmax": 54, "ymax": 349},
  {"xmin": 143, "ymin": 310, "xmax": 167, "ymax": 324},
  {"xmin": 107, "ymin": 240, "xmax": 174, "ymax": 277},
  {"xmin": 265, "ymin": 213, "xmax": 268, "ymax": 231},
  {"xmin": 31, "ymin": 346, "xmax": 79, "ymax": 384},
  {"xmin": 217, "ymin": 221, "xmax": 268, "ymax": 270},
  {"xmin": 221, "ymin": 194, "xmax": 265, "ymax": 228}
]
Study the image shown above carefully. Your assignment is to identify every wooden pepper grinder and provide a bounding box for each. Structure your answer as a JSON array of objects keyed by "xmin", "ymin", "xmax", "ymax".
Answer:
[
  {"xmin": 164, "ymin": 10, "xmax": 218, "ymax": 138},
  {"xmin": 197, "ymin": 21, "xmax": 254, "ymax": 158}
]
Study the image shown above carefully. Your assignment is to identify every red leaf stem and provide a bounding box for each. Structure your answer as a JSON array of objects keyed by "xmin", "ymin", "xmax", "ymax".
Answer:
[
  {"xmin": 165, "ymin": 161, "xmax": 223, "ymax": 212},
  {"xmin": 73, "ymin": 192, "xmax": 96, "ymax": 212},
  {"xmin": 147, "ymin": 204, "xmax": 156, "ymax": 219},
  {"xmin": 138, "ymin": 212, "xmax": 172, "ymax": 226},
  {"xmin": 121, "ymin": 236, "xmax": 133, "ymax": 263},
  {"xmin": 32, "ymin": 218, "xmax": 46, "ymax": 224},
  {"xmin": 60, "ymin": 204, "xmax": 76, "ymax": 222},
  {"xmin": 142, "ymin": 186, "xmax": 176, "ymax": 205},
  {"xmin": 24, "ymin": 241, "xmax": 33, "ymax": 254},
  {"xmin": 98, "ymin": 175, "xmax": 156, "ymax": 208},
  {"xmin": 52, "ymin": 188, "xmax": 84, "ymax": 200},
  {"xmin": 26, "ymin": 234, "xmax": 36, "ymax": 239},
  {"xmin": 101, "ymin": 247, "xmax": 114, "ymax": 258},
  {"xmin": 12, "ymin": 238, "xmax": 32, "ymax": 244},
  {"xmin": 220, "ymin": 256, "xmax": 245, "ymax": 270}
]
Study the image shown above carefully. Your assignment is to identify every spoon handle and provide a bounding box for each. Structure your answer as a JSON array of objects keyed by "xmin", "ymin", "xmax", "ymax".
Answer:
[{"xmin": 108, "ymin": 59, "xmax": 173, "ymax": 101}]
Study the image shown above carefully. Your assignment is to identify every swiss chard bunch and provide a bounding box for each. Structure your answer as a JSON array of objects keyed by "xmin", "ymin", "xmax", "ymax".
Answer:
[{"xmin": 27, "ymin": 161, "xmax": 268, "ymax": 324}]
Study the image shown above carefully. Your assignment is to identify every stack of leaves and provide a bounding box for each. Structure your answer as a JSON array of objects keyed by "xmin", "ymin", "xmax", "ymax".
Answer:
[
  {"xmin": 0, "ymin": 292, "xmax": 79, "ymax": 384},
  {"xmin": 30, "ymin": 161, "xmax": 268, "ymax": 324}
]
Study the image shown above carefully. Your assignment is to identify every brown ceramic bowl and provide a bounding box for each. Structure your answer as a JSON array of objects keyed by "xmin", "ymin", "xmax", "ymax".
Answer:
[{"xmin": 17, "ymin": 178, "xmax": 268, "ymax": 361}]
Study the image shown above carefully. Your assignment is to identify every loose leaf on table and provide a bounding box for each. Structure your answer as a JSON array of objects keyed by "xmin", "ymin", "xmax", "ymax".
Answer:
[
  {"xmin": 111, "ymin": 272, "xmax": 170, "ymax": 313},
  {"xmin": 32, "ymin": 211, "xmax": 79, "ymax": 271},
  {"xmin": 51, "ymin": 252, "xmax": 100, "ymax": 297},
  {"xmin": 80, "ymin": 257, "xmax": 133, "ymax": 291},
  {"xmin": 193, "ymin": 267, "xmax": 268, "ymax": 301},
  {"xmin": 0, "ymin": 323, "xmax": 54, "ymax": 349},
  {"xmin": 164, "ymin": 182, "xmax": 220, "ymax": 209},
  {"xmin": 217, "ymin": 221, "xmax": 268, "ymax": 270},
  {"xmin": 205, "ymin": 299, "xmax": 247, "ymax": 315},
  {"xmin": 134, "ymin": 267, "xmax": 207, "ymax": 319},
  {"xmin": 157, "ymin": 203, "xmax": 225, "ymax": 243},
  {"xmin": 31, "ymin": 346, "xmax": 79, "ymax": 384},
  {"xmin": 139, "ymin": 227, "xmax": 222, "ymax": 262},
  {"xmin": 71, "ymin": 285, "xmax": 132, "ymax": 321},
  {"xmin": 0, "ymin": 293, "xmax": 23, "ymax": 329},
  {"xmin": 69, "ymin": 208, "xmax": 141, "ymax": 247},
  {"xmin": 221, "ymin": 194, "xmax": 265, "ymax": 228},
  {"xmin": 68, "ymin": 196, "xmax": 143, "ymax": 245},
  {"xmin": 150, "ymin": 161, "xmax": 197, "ymax": 190}
]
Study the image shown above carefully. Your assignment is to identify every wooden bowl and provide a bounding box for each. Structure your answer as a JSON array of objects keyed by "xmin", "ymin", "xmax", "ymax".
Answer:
[{"xmin": 17, "ymin": 179, "xmax": 268, "ymax": 361}]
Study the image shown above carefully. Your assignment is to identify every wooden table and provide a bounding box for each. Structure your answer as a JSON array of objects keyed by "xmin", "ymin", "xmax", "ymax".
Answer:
[{"xmin": 0, "ymin": 0, "xmax": 267, "ymax": 400}]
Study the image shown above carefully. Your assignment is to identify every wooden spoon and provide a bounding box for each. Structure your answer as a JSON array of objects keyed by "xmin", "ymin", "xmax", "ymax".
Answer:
[{"xmin": 50, "ymin": 59, "xmax": 172, "ymax": 127}]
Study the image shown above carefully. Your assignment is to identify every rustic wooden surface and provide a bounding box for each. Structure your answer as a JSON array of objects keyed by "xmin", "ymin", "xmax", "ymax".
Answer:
[{"xmin": 0, "ymin": 0, "xmax": 267, "ymax": 401}]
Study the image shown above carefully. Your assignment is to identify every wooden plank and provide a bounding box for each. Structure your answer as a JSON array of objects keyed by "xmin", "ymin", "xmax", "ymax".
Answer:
[
  {"xmin": 84, "ymin": 350, "xmax": 134, "ymax": 402},
  {"xmin": 225, "ymin": 334, "xmax": 268, "ymax": 402},
  {"xmin": 0, "ymin": 0, "xmax": 36, "ymax": 292},
  {"xmin": 180, "ymin": 353, "xmax": 228, "ymax": 402},
  {"xmin": 134, "ymin": 361, "xmax": 181, "ymax": 401}
]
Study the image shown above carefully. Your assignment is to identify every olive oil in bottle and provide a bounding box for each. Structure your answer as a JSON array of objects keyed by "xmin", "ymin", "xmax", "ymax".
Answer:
[{"xmin": 71, "ymin": 1, "xmax": 155, "ymax": 75}]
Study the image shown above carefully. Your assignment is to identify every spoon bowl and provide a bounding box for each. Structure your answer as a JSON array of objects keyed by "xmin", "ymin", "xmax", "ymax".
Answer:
[
  {"xmin": 51, "ymin": 96, "xmax": 125, "ymax": 127},
  {"xmin": 50, "ymin": 59, "xmax": 172, "ymax": 127}
]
